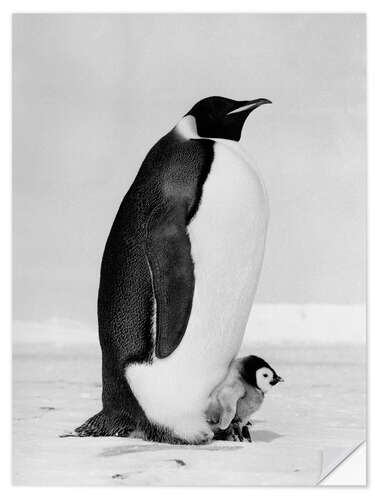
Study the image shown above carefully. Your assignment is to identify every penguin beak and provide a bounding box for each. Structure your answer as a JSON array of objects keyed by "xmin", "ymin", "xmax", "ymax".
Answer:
[
  {"xmin": 270, "ymin": 375, "xmax": 284, "ymax": 386},
  {"xmin": 226, "ymin": 98, "xmax": 272, "ymax": 116}
]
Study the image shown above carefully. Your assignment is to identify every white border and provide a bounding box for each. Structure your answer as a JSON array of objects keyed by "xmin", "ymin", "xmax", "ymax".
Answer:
[{"xmin": 2, "ymin": 1, "xmax": 372, "ymax": 498}]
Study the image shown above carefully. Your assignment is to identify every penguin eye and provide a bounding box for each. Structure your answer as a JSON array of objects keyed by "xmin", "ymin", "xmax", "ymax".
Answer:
[{"xmin": 263, "ymin": 373, "xmax": 268, "ymax": 378}]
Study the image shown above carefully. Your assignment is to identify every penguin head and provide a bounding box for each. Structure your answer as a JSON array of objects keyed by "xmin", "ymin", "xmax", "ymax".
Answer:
[
  {"xmin": 239, "ymin": 355, "xmax": 283, "ymax": 393},
  {"xmin": 186, "ymin": 96, "xmax": 271, "ymax": 141}
]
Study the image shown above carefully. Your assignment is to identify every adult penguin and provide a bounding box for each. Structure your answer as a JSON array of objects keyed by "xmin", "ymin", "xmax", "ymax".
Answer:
[{"xmin": 76, "ymin": 96, "xmax": 271, "ymax": 444}]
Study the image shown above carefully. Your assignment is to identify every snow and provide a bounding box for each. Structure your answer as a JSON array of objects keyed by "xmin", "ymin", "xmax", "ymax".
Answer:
[{"xmin": 13, "ymin": 305, "xmax": 366, "ymax": 486}]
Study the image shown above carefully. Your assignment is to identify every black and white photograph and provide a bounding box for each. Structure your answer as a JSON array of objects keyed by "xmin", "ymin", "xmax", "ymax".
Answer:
[{"xmin": 12, "ymin": 13, "xmax": 366, "ymax": 486}]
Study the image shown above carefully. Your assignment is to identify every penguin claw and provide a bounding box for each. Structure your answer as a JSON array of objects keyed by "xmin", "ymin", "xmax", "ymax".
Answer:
[
  {"xmin": 242, "ymin": 424, "xmax": 252, "ymax": 442},
  {"xmin": 234, "ymin": 433, "xmax": 243, "ymax": 442},
  {"xmin": 231, "ymin": 421, "xmax": 244, "ymax": 441}
]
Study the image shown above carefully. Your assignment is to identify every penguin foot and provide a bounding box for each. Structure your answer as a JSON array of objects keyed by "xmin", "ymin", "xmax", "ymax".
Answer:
[
  {"xmin": 231, "ymin": 421, "xmax": 244, "ymax": 442},
  {"xmin": 242, "ymin": 424, "xmax": 252, "ymax": 442},
  {"xmin": 75, "ymin": 410, "xmax": 134, "ymax": 437},
  {"xmin": 213, "ymin": 421, "xmax": 243, "ymax": 442},
  {"xmin": 213, "ymin": 426, "xmax": 238, "ymax": 442},
  {"xmin": 223, "ymin": 422, "xmax": 252, "ymax": 442}
]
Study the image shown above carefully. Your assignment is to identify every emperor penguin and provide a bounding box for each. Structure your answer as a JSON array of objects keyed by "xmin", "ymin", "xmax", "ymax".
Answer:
[{"xmin": 76, "ymin": 96, "xmax": 271, "ymax": 444}]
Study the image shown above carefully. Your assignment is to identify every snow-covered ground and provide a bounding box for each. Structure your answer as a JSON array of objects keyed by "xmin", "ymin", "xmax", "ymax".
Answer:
[{"xmin": 13, "ymin": 305, "xmax": 366, "ymax": 486}]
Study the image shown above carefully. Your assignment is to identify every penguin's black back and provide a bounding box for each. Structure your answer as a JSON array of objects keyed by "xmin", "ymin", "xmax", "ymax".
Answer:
[
  {"xmin": 98, "ymin": 130, "xmax": 214, "ymax": 361},
  {"xmin": 76, "ymin": 129, "xmax": 214, "ymax": 439}
]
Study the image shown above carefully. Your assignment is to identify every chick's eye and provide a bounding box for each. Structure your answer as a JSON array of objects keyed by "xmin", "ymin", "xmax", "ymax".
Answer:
[{"xmin": 263, "ymin": 373, "xmax": 268, "ymax": 378}]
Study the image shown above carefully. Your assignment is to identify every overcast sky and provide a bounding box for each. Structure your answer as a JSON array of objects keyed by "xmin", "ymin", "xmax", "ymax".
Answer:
[{"xmin": 13, "ymin": 14, "xmax": 366, "ymax": 326}]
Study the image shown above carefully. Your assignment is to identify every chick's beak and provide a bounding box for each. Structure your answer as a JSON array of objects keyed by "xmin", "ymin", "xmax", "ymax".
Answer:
[{"xmin": 270, "ymin": 375, "xmax": 284, "ymax": 386}]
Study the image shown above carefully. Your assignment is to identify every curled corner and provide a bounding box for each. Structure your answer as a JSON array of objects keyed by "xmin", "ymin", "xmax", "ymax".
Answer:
[{"xmin": 318, "ymin": 441, "xmax": 365, "ymax": 485}]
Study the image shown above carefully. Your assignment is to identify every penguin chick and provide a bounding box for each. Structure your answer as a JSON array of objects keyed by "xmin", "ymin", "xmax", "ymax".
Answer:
[{"xmin": 206, "ymin": 355, "xmax": 283, "ymax": 442}]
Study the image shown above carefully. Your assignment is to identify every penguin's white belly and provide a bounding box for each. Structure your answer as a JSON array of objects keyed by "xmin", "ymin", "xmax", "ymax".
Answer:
[{"xmin": 126, "ymin": 141, "xmax": 268, "ymax": 439}]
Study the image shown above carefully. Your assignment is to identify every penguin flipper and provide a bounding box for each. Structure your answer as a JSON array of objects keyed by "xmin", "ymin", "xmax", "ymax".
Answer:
[{"xmin": 146, "ymin": 208, "xmax": 194, "ymax": 359}]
